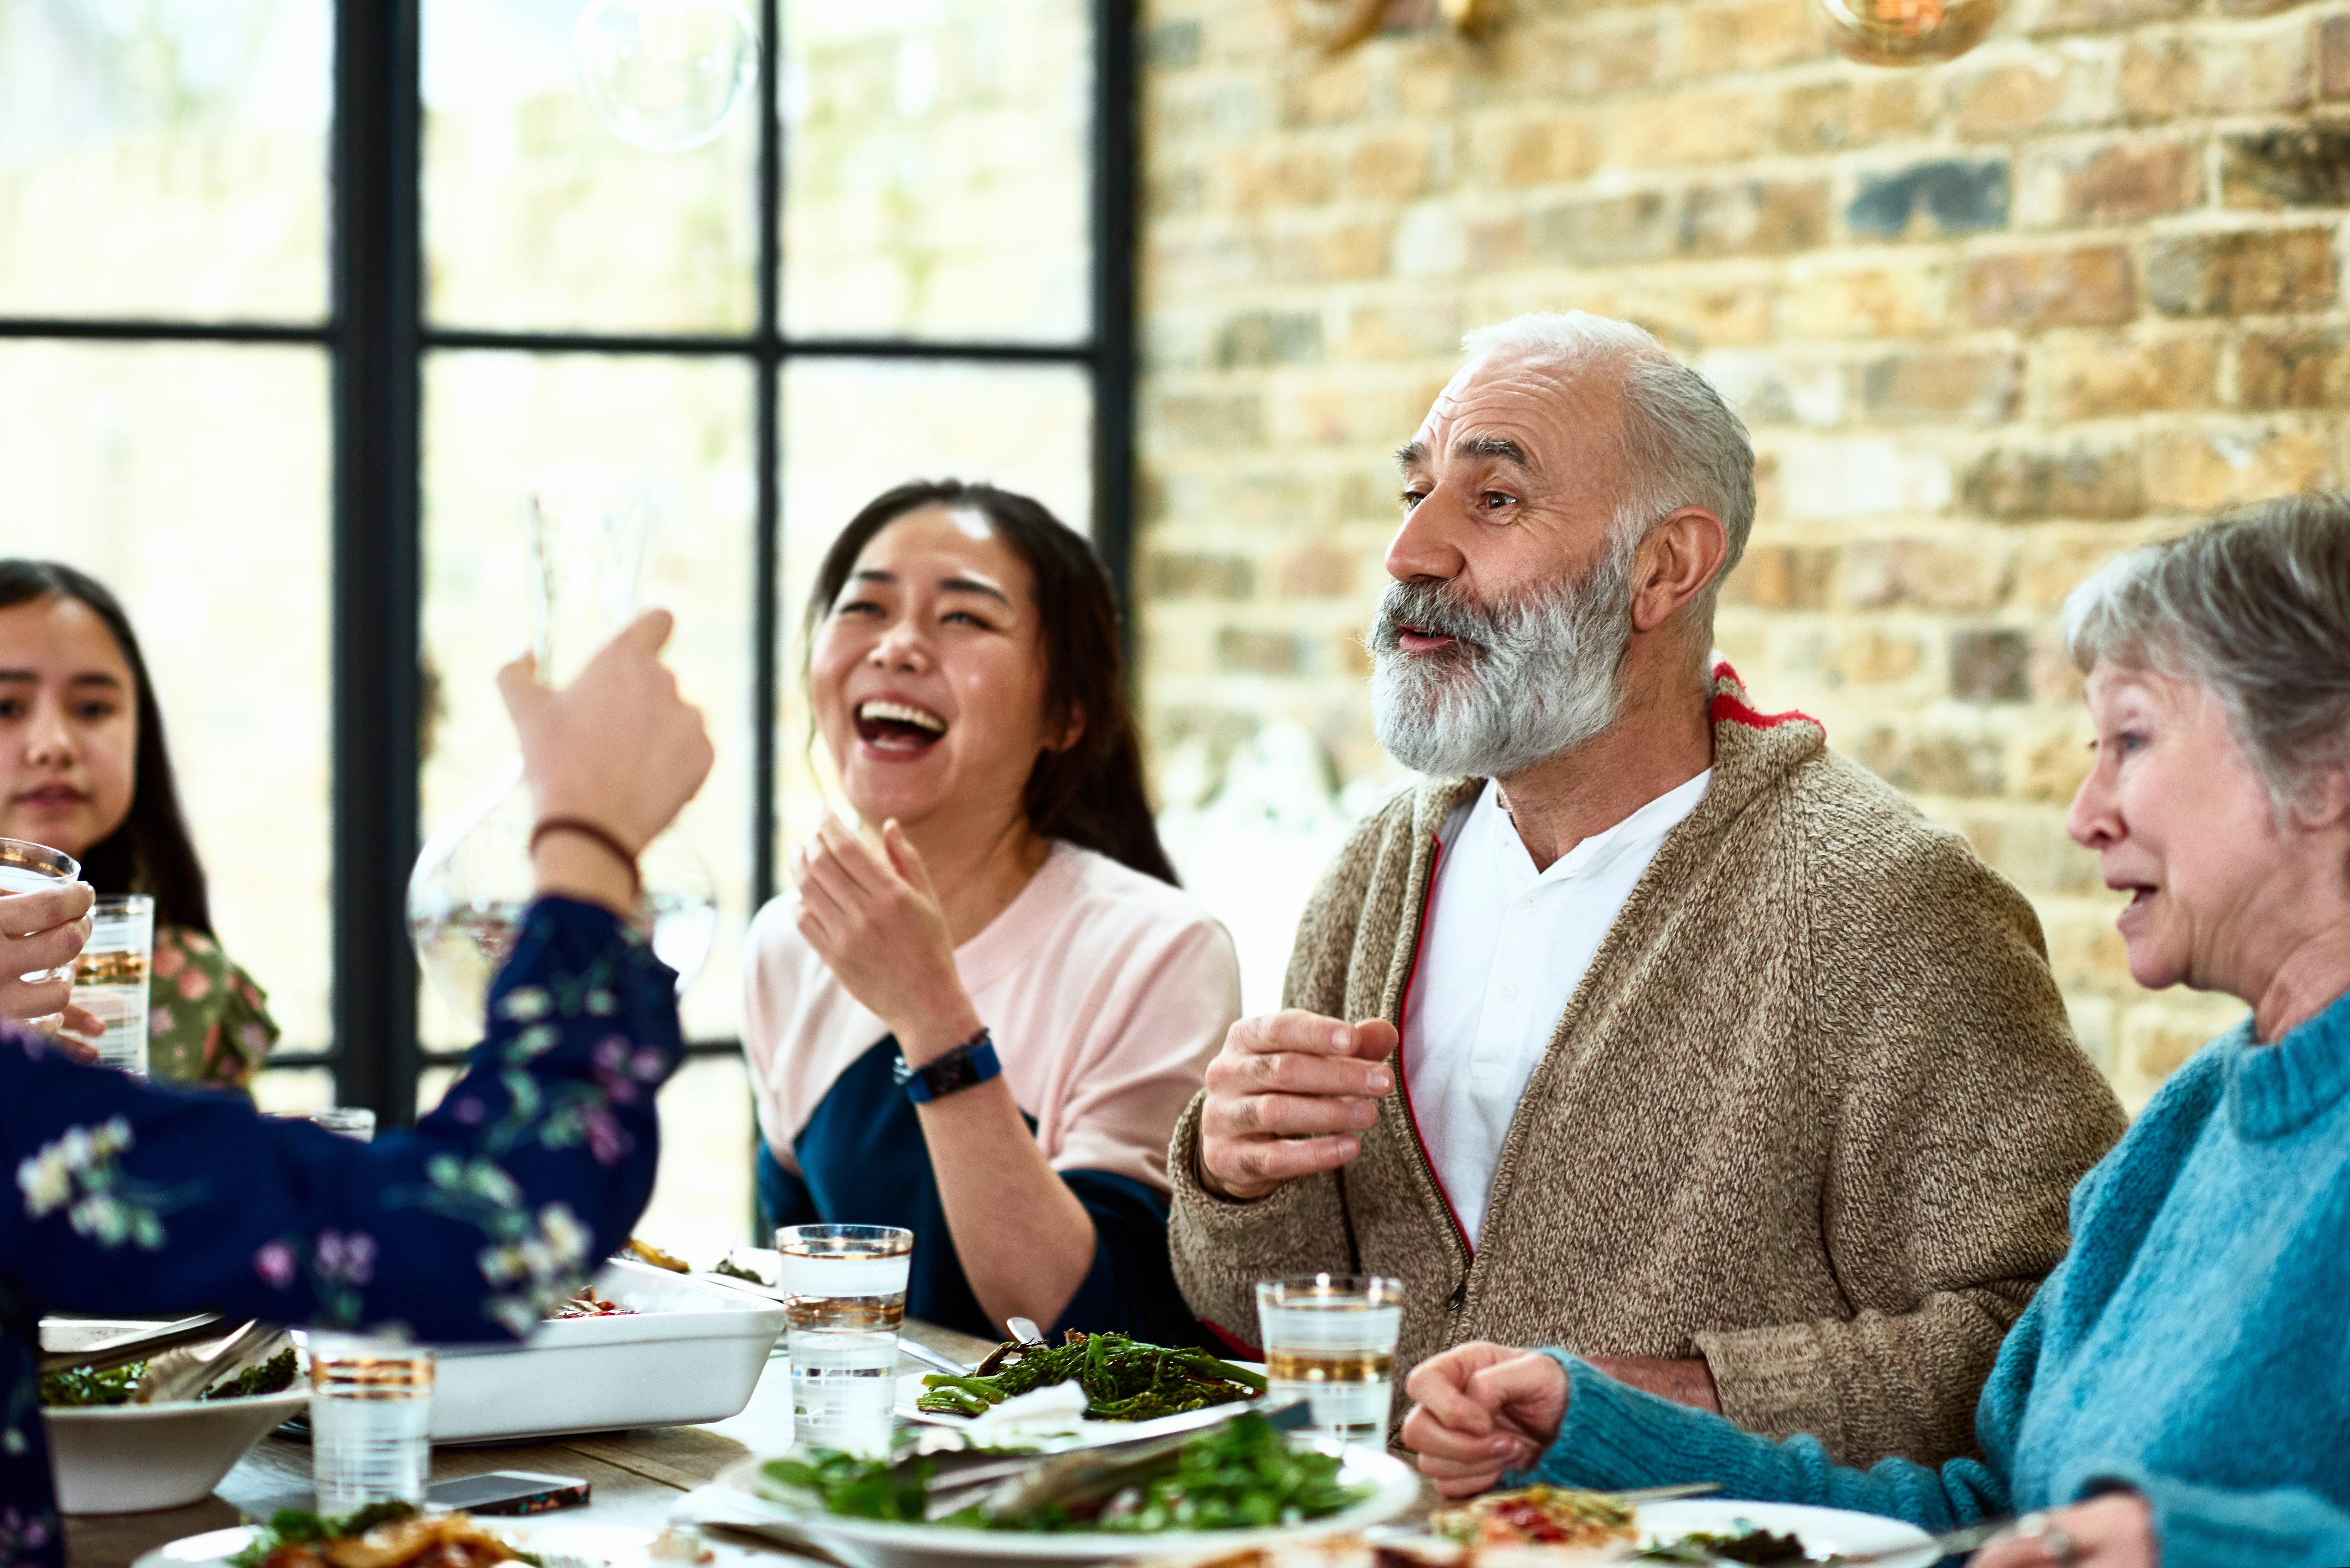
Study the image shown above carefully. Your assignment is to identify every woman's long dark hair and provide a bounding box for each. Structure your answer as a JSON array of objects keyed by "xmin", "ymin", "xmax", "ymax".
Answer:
[
  {"xmin": 0, "ymin": 561, "xmax": 213, "ymax": 932},
  {"xmin": 806, "ymin": 480, "xmax": 1179, "ymax": 886}
]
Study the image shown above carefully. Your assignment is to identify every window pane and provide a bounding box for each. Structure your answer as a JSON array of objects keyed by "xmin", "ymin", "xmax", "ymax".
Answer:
[
  {"xmin": 782, "ymin": 0, "xmax": 1092, "ymax": 343},
  {"xmin": 636, "ymin": 1055, "xmax": 753, "ymax": 1255},
  {"xmin": 0, "ymin": 0, "xmax": 329, "ymax": 320},
  {"xmin": 777, "ymin": 359, "xmax": 1093, "ymax": 847},
  {"xmin": 254, "ymin": 1066, "xmax": 337, "ymax": 1115},
  {"xmin": 421, "ymin": 351, "xmax": 756, "ymax": 1048},
  {"xmin": 423, "ymin": 0, "xmax": 758, "ymax": 333},
  {"xmin": 0, "ymin": 341, "xmax": 333, "ymax": 1051},
  {"xmin": 418, "ymin": 1055, "xmax": 752, "ymax": 1255}
]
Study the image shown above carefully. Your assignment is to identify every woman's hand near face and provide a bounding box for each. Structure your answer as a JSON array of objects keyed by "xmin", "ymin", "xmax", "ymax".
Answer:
[
  {"xmin": 791, "ymin": 814, "xmax": 981, "ymax": 1059},
  {"xmin": 1402, "ymin": 1342, "xmax": 1570, "ymax": 1498},
  {"xmin": 1971, "ymin": 1494, "xmax": 2156, "ymax": 1568},
  {"xmin": 1, "ymin": 881, "xmax": 94, "ymax": 1023}
]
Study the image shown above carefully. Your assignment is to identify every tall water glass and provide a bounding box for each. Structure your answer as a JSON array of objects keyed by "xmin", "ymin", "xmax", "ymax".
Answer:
[
  {"xmin": 1255, "ymin": 1274, "xmax": 1405, "ymax": 1442},
  {"xmin": 74, "ymin": 895, "xmax": 154, "ymax": 1076},
  {"xmin": 776, "ymin": 1223, "xmax": 913, "ymax": 1457},
  {"xmin": 309, "ymin": 1335, "xmax": 434, "ymax": 1511},
  {"xmin": 0, "ymin": 839, "xmax": 81, "ymax": 1005}
]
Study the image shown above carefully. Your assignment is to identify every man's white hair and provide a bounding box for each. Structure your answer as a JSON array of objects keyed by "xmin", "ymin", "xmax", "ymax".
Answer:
[{"xmin": 1459, "ymin": 311, "xmax": 1757, "ymax": 614}]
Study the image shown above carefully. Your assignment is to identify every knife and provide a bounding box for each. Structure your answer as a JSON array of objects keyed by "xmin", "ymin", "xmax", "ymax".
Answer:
[{"xmin": 1815, "ymin": 1515, "xmax": 2020, "ymax": 1566}]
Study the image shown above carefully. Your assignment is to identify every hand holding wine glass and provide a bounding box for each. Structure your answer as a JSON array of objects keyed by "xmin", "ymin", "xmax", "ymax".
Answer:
[
  {"xmin": 498, "ymin": 610, "xmax": 714, "ymax": 915},
  {"xmin": 0, "ymin": 881, "xmax": 100, "ymax": 1050}
]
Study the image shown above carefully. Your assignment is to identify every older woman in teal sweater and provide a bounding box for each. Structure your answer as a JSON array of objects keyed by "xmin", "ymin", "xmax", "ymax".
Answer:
[{"xmin": 1399, "ymin": 493, "xmax": 2350, "ymax": 1568}]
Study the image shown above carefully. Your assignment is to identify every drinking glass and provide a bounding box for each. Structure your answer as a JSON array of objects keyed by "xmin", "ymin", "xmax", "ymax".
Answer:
[
  {"xmin": 1255, "ymin": 1274, "xmax": 1405, "ymax": 1443},
  {"xmin": 0, "ymin": 838, "xmax": 81, "ymax": 992},
  {"xmin": 776, "ymin": 1223, "xmax": 913, "ymax": 1457},
  {"xmin": 73, "ymin": 895, "xmax": 154, "ymax": 1076},
  {"xmin": 309, "ymin": 1334, "xmax": 434, "ymax": 1511},
  {"xmin": 408, "ymin": 486, "xmax": 715, "ymax": 1027}
]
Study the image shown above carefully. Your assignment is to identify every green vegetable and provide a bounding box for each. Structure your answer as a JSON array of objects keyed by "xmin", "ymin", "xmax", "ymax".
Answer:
[
  {"xmin": 40, "ymin": 1363, "xmax": 143, "ymax": 1408},
  {"xmin": 204, "ymin": 1349, "xmax": 301, "ymax": 1401},
  {"xmin": 43, "ymin": 1346, "xmax": 300, "ymax": 1409},
  {"xmin": 913, "ymin": 1330, "xmax": 1267, "ymax": 1421},
  {"xmin": 761, "ymin": 1450, "xmax": 934, "ymax": 1523},
  {"xmin": 763, "ymin": 1412, "xmax": 1367, "ymax": 1535},
  {"xmin": 1079, "ymin": 1411, "xmax": 1366, "ymax": 1534},
  {"xmin": 229, "ymin": 1504, "xmax": 422, "ymax": 1568},
  {"xmin": 1635, "ymin": 1526, "xmax": 1809, "ymax": 1565}
]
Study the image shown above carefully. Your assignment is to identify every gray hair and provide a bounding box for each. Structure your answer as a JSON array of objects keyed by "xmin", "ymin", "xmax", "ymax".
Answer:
[
  {"xmin": 2063, "ymin": 492, "xmax": 2350, "ymax": 818},
  {"xmin": 1458, "ymin": 312, "xmax": 1757, "ymax": 615}
]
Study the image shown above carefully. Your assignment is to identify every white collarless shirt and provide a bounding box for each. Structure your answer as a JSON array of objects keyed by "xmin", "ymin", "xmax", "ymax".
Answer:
[{"xmin": 1401, "ymin": 771, "xmax": 1712, "ymax": 1247}]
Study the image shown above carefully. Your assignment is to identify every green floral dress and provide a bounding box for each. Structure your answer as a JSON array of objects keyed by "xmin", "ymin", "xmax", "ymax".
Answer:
[{"xmin": 146, "ymin": 926, "xmax": 279, "ymax": 1088}]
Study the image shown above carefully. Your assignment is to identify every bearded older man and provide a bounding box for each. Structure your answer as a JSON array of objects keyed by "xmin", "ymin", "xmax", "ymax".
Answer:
[{"xmin": 1166, "ymin": 311, "xmax": 2127, "ymax": 1470}]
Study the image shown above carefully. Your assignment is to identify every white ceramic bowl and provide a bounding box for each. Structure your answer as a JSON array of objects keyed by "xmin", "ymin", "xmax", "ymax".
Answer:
[{"xmin": 47, "ymin": 1389, "xmax": 308, "ymax": 1515}]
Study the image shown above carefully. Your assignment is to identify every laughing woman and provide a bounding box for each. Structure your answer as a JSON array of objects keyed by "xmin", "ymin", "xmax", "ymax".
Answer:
[{"xmin": 743, "ymin": 481, "xmax": 1240, "ymax": 1346}]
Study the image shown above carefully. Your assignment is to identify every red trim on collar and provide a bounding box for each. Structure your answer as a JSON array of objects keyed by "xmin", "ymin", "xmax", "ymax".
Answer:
[
  {"xmin": 1392, "ymin": 832, "xmax": 1476, "ymax": 1260},
  {"xmin": 1200, "ymin": 1318, "xmax": 1265, "ymax": 1361},
  {"xmin": 1708, "ymin": 660, "xmax": 1818, "ymax": 733}
]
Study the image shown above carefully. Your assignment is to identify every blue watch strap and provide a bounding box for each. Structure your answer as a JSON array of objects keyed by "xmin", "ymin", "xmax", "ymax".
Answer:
[{"xmin": 896, "ymin": 1031, "xmax": 1001, "ymax": 1104}]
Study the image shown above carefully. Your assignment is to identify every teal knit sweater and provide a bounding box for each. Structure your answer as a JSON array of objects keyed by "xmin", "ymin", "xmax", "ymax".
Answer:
[{"xmin": 1529, "ymin": 986, "xmax": 2350, "ymax": 1568}]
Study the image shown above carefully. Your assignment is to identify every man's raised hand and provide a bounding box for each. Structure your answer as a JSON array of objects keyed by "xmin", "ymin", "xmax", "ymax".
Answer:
[{"xmin": 1197, "ymin": 1009, "xmax": 1397, "ymax": 1200}]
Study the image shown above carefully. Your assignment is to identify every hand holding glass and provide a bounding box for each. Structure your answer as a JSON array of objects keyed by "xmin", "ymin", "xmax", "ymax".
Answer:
[{"xmin": 0, "ymin": 838, "xmax": 91, "ymax": 1025}]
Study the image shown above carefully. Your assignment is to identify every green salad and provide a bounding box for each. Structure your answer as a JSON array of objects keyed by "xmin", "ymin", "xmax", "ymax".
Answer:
[
  {"xmin": 761, "ymin": 1411, "xmax": 1368, "ymax": 1534},
  {"xmin": 40, "ymin": 1347, "xmax": 300, "ymax": 1408}
]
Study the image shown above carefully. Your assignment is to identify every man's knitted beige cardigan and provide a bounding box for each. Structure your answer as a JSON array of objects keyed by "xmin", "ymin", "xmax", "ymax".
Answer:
[{"xmin": 1168, "ymin": 668, "xmax": 2127, "ymax": 1470}]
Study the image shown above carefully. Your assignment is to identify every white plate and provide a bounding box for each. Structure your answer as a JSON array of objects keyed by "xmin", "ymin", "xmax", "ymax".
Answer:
[
  {"xmin": 707, "ymin": 1441, "xmax": 1422, "ymax": 1568},
  {"xmin": 1638, "ymin": 1499, "xmax": 1938, "ymax": 1568},
  {"xmin": 894, "ymin": 1363, "xmax": 1270, "ymax": 1449},
  {"xmin": 131, "ymin": 1518, "xmax": 770, "ymax": 1568}
]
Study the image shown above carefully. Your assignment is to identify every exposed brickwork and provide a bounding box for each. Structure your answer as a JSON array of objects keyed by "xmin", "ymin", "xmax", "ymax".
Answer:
[{"xmin": 1137, "ymin": 0, "xmax": 2345, "ymax": 1106}]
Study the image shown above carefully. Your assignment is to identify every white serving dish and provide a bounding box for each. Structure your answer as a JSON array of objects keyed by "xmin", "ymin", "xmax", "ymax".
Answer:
[
  {"xmin": 704, "ymin": 1440, "xmax": 1422, "ymax": 1568},
  {"xmin": 48, "ymin": 1390, "xmax": 310, "ymax": 1515},
  {"xmin": 428, "ymin": 1257, "xmax": 785, "ymax": 1443}
]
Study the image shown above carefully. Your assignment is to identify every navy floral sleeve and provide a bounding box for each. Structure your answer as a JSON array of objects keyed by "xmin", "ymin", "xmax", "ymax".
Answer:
[{"xmin": 0, "ymin": 897, "xmax": 682, "ymax": 1567}]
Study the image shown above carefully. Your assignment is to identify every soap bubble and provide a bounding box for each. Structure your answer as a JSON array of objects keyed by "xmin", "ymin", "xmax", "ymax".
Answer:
[
  {"xmin": 574, "ymin": 0, "xmax": 758, "ymax": 153},
  {"xmin": 1803, "ymin": 0, "xmax": 2001, "ymax": 65}
]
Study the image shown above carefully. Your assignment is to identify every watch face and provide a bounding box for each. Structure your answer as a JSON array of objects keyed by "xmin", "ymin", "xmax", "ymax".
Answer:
[{"xmin": 906, "ymin": 1035, "xmax": 997, "ymax": 1102}]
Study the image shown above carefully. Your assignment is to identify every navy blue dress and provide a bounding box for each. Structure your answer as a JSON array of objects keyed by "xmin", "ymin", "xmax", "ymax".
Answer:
[
  {"xmin": 755, "ymin": 1036, "xmax": 1204, "ymax": 1348},
  {"xmin": 0, "ymin": 897, "xmax": 681, "ymax": 1564}
]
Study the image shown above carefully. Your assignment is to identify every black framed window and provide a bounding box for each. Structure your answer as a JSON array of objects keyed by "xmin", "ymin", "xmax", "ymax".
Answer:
[{"xmin": 0, "ymin": 0, "xmax": 1134, "ymax": 1242}]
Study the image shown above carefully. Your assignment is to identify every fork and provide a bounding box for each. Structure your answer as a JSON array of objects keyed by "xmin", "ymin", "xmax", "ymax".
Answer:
[{"xmin": 138, "ymin": 1321, "xmax": 282, "ymax": 1404}]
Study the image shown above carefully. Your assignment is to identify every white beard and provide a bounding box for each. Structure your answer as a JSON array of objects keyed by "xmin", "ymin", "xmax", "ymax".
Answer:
[{"xmin": 1367, "ymin": 545, "xmax": 1635, "ymax": 779}]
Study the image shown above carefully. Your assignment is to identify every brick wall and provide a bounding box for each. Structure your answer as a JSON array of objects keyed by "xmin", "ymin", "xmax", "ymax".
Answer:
[{"xmin": 1131, "ymin": 0, "xmax": 2344, "ymax": 1106}]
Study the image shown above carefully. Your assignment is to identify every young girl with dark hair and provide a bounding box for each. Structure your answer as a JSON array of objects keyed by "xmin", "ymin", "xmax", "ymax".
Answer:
[
  {"xmin": 0, "ymin": 560, "xmax": 279, "ymax": 1086},
  {"xmin": 742, "ymin": 480, "xmax": 1240, "ymax": 1345}
]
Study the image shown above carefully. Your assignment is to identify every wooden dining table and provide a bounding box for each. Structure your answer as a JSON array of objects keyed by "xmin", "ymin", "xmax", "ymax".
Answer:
[{"xmin": 65, "ymin": 1318, "xmax": 1001, "ymax": 1568}]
